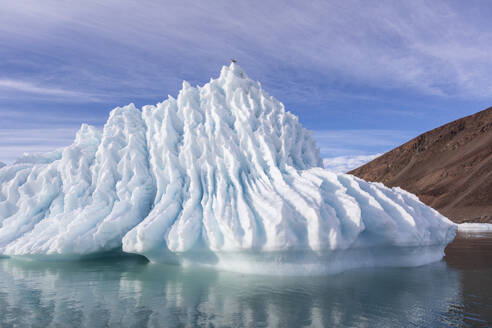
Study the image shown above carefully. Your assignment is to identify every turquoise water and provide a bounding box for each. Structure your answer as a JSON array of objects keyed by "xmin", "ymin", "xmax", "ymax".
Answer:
[{"xmin": 0, "ymin": 232, "xmax": 491, "ymax": 327}]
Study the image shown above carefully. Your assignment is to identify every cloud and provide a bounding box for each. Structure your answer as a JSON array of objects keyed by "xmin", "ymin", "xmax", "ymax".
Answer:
[
  {"xmin": 0, "ymin": 108, "xmax": 105, "ymax": 126},
  {"xmin": 0, "ymin": 127, "xmax": 80, "ymax": 163},
  {"xmin": 0, "ymin": 0, "xmax": 492, "ymax": 102},
  {"xmin": 323, "ymin": 154, "xmax": 383, "ymax": 173},
  {"xmin": 312, "ymin": 129, "xmax": 415, "ymax": 158},
  {"xmin": 0, "ymin": 79, "xmax": 82, "ymax": 97},
  {"xmin": 0, "ymin": 1, "xmax": 490, "ymax": 163},
  {"xmin": 0, "ymin": 79, "xmax": 102, "ymax": 102}
]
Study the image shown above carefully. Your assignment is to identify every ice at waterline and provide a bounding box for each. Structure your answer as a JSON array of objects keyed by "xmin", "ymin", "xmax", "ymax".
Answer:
[{"xmin": 0, "ymin": 63, "xmax": 456, "ymax": 274}]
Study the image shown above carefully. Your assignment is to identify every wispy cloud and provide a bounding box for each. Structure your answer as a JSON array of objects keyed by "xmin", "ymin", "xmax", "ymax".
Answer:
[
  {"xmin": 0, "ymin": 79, "xmax": 81, "ymax": 97},
  {"xmin": 0, "ymin": 108, "xmax": 105, "ymax": 126},
  {"xmin": 1, "ymin": 0, "xmax": 492, "ymax": 101},
  {"xmin": 0, "ymin": 127, "xmax": 80, "ymax": 163},
  {"xmin": 0, "ymin": 1, "xmax": 490, "ymax": 163},
  {"xmin": 0, "ymin": 79, "xmax": 103, "ymax": 102}
]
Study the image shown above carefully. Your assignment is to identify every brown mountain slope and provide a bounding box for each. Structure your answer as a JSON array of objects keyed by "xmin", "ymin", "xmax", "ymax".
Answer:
[{"xmin": 349, "ymin": 106, "xmax": 492, "ymax": 223}]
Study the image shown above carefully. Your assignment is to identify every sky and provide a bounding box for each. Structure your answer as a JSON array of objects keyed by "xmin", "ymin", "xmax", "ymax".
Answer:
[{"xmin": 1, "ymin": 0, "xmax": 492, "ymax": 171}]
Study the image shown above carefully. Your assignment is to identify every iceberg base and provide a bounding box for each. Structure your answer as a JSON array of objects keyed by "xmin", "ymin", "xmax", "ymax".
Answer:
[{"xmin": 136, "ymin": 245, "xmax": 448, "ymax": 276}]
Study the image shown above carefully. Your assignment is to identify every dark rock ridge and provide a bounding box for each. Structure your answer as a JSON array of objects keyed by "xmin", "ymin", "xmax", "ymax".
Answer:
[{"xmin": 350, "ymin": 106, "xmax": 492, "ymax": 224}]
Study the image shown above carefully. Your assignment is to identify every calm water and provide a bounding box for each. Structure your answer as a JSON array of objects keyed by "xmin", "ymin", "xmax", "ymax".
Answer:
[{"xmin": 0, "ymin": 232, "xmax": 491, "ymax": 328}]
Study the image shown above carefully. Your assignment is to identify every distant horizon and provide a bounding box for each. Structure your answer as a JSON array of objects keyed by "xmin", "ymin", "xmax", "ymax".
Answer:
[{"xmin": 1, "ymin": 1, "xmax": 492, "ymax": 168}]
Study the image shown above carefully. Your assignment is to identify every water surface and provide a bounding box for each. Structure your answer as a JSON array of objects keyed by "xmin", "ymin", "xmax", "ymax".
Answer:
[{"xmin": 0, "ymin": 232, "xmax": 491, "ymax": 327}]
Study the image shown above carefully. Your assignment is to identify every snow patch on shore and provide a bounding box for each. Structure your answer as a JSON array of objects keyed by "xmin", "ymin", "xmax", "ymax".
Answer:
[{"xmin": 458, "ymin": 223, "xmax": 492, "ymax": 232}]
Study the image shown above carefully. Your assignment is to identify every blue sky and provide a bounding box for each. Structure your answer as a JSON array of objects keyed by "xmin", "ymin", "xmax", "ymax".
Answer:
[{"xmin": 1, "ymin": 1, "xmax": 492, "ymax": 167}]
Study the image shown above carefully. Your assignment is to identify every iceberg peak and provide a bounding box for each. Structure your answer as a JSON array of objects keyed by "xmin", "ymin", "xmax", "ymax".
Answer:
[
  {"xmin": 220, "ymin": 62, "xmax": 247, "ymax": 79},
  {"xmin": 0, "ymin": 63, "xmax": 456, "ymax": 274}
]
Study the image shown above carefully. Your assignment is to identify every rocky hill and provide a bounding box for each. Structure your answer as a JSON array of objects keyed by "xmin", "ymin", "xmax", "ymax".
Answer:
[{"xmin": 350, "ymin": 107, "xmax": 492, "ymax": 223}]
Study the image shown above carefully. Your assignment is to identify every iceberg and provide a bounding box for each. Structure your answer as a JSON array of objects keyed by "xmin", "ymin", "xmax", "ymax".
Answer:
[{"xmin": 0, "ymin": 63, "xmax": 456, "ymax": 273}]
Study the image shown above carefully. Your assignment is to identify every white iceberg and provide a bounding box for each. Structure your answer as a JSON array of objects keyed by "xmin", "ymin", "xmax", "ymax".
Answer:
[{"xmin": 0, "ymin": 63, "xmax": 456, "ymax": 273}]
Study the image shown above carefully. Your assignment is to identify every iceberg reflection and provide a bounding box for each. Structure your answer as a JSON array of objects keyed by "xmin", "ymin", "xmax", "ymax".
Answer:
[{"xmin": 0, "ymin": 257, "xmax": 462, "ymax": 327}]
